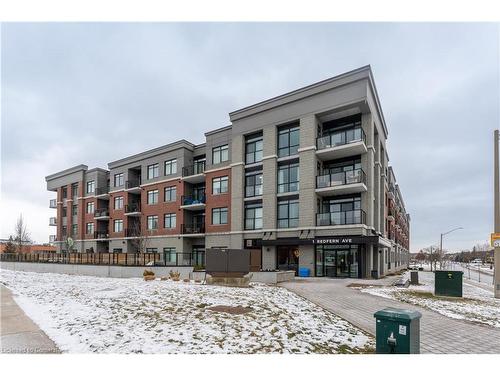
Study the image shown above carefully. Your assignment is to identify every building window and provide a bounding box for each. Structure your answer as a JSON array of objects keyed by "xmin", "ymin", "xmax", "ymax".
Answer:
[
  {"xmin": 112, "ymin": 248, "xmax": 122, "ymax": 254},
  {"xmin": 212, "ymin": 207, "xmax": 228, "ymax": 225},
  {"xmin": 147, "ymin": 163, "xmax": 159, "ymax": 179},
  {"xmin": 62, "ymin": 187, "xmax": 67, "ymax": 199},
  {"xmin": 114, "ymin": 219, "xmax": 123, "ymax": 232},
  {"xmin": 114, "ymin": 196, "xmax": 124, "ymax": 210},
  {"xmin": 86, "ymin": 222, "xmax": 94, "ymax": 235},
  {"xmin": 72, "ymin": 205, "xmax": 78, "ymax": 216},
  {"xmin": 278, "ymin": 163, "xmax": 299, "ymax": 193},
  {"xmin": 164, "ymin": 159, "xmax": 177, "ymax": 176},
  {"xmin": 245, "ymin": 172, "xmax": 263, "ymax": 197},
  {"xmin": 147, "ymin": 215, "xmax": 158, "ymax": 230},
  {"xmin": 86, "ymin": 180, "xmax": 95, "ymax": 194},
  {"xmin": 245, "ymin": 203, "xmax": 263, "ymax": 230},
  {"xmin": 212, "ymin": 144, "xmax": 229, "ymax": 164},
  {"xmin": 163, "ymin": 247, "xmax": 176, "ymax": 263},
  {"xmin": 146, "ymin": 248, "xmax": 158, "ymax": 253},
  {"xmin": 245, "ymin": 135, "xmax": 263, "ymax": 164},
  {"xmin": 147, "ymin": 190, "xmax": 159, "ymax": 205},
  {"xmin": 71, "ymin": 224, "xmax": 78, "ymax": 236},
  {"xmin": 86, "ymin": 202, "xmax": 94, "ymax": 214},
  {"xmin": 114, "ymin": 173, "xmax": 124, "ymax": 187},
  {"xmin": 62, "ymin": 208, "xmax": 67, "ymax": 217},
  {"xmin": 164, "ymin": 213, "xmax": 176, "ymax": 229},
  {"xmin": 164, "ymin": 186, "xmax": 177, "ymax": 202},
  {"xmin": 71, "ymin": 183, "xmax": 79, "ymax": 198},
  {"xmin": 278, "ymin": 124, "xmax": 300, "ymax": 157},
  {"xmin": 278, "ymin": 199, "xmax": 299, "ymax": 228},
  {"xmin": 212, "ymin": 176, "xmax": 228, "ymax": 195}
]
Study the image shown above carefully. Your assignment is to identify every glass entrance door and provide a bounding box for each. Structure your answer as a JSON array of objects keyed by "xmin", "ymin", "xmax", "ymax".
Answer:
[
  {"xmin": 315, "ymin": 245, "xmax": 362, "ymax": 278},
  {"xmin": 336, "ymin": 250, "xmax": 350, "ymax": 277}
]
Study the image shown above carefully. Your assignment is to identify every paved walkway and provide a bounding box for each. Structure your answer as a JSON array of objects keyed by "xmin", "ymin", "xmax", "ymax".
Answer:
[
  {"xmin": 281, "ymin": 277, "xmax": 500, "ymax": 354},
  {"xmin": 1, "ymin": 285, "xmax": 60, "ymax": 354}
]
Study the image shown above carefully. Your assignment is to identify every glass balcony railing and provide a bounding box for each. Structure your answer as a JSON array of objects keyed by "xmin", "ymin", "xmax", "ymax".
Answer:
[
  {"xmin": 94, "ymin": 208, "xmax": 110, "ymax": 218},
  {"xmin": 316, "ymin": 209, "xmax": 366, "ymax": 226},
  {"xmin": 316, "ymin": 169, "xmax": 366, "ymax": 189},
  {"xmin": 182, "ymin": 161, "xmax": 206, "ymax": 177},
  {"xmin": 49, "ymin": 199, "xmax": 57, "ymax": 208},
  {"xmin": 317, "ymin": 127, "xmax": 366, "ymax": 150},
  {"xmin": 181, "ymin": 223, "xmax": 205, "ymax": 234}
]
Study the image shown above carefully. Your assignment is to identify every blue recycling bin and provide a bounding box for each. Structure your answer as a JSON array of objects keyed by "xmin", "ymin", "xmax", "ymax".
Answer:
[{"xmin": 298, "ymin": 267, "xmax": 310, "ymax": 277}]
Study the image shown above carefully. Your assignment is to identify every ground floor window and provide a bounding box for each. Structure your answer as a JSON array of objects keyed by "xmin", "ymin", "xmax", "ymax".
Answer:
[
  {"xmin": 276, "ymin": 246, "xmax": 299, "ymax": 274},
  {"xmin": 315, "ymin": 244, "xmax": 361, "ymax": 278}
]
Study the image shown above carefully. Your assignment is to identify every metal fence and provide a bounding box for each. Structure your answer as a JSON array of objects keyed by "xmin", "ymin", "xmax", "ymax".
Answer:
[{"xmin": 0, "ymin": 252, "xmax": 202, "ymax": 267}]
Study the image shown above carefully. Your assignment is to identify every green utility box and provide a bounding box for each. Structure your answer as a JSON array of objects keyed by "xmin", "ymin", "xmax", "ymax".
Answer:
[
  {"xmin": 434, "ymin": 270, "xmax": 463, "ymax": 297},
  {"xmin": 374, "ymin": 308, "xmax": 422, "ymax": 354}
]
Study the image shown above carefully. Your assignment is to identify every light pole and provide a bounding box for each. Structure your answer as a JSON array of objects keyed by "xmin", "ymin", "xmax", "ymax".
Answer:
[
  {"xmin": 494, "ymin": 129, "xmax": 499, "ymax": 298},
  {"xmin": 438, "ymin": 227, "xmax": 463, "ymax": 271}
]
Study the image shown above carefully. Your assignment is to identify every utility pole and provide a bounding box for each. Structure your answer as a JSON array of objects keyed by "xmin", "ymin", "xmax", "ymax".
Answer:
[
  {"xmin": 494, "ymin": 129, "xmax": 500, "ymax": 298},
  {"xmin": 439, "ymin": 227, "xmax": 463, "ymax": 271}
]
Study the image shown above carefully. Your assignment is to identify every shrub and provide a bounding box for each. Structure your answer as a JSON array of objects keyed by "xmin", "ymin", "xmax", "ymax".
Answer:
[{"xmin": 143, "ymin": 269, "xmax": 155, "ymax": 277}]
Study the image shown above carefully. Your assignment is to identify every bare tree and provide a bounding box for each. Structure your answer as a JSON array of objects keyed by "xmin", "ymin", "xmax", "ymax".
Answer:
[
  {"xmin": 128, "ymin": 220, "xmax": 153, "ymax": 253},
  {"xmin": 14, "ymin": 214, "xmax": 31, "ymax": 253}
]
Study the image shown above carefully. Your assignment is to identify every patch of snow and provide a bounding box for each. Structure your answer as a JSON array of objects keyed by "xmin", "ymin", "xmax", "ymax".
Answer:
[{"xmin": 0, "ymin": 270, "xmax": 374, "ymax": 354}]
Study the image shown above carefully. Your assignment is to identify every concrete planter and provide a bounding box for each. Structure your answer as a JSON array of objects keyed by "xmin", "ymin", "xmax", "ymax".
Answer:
[{"xmin": 250, "ymin": 271, "xmax": 295, "ymax": 285}]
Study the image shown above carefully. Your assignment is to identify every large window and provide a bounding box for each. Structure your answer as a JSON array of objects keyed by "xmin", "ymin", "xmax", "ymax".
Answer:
[
  {"xmin": 114, "ymin": 196, "xmax": 124, "ymax": 210},
  {"xmin": 71, "ymin": 224, "xmax": 78, "ymax": 235},
  {"xmin": 245, "ymin": 172, "xmax": 263, "ymax": 197},
  {"xmin": 212, "ymin": 207, "xmax": 228, "ymax": 225},
  {"xmin": 114, "ymin": 219, "xmax": 123, "ymax": 232},
  {"xmin": 146, "ymin": 248, "xmax": 158, "ymax": 253},
  {"xmin": 114, "ymin": 173, "xmax": 124, "ymax": 187},
  {"xmin": 212, "ymin": 144, "xmax": 229, "ymax": 164},
  {"xmin": 164, "ymin": 213, "xmax": 176, "ymax": 229},
  {"xmin": 212, "ymin": 176, "xmax": 228, "ymax": 195},
  {"xmin": 86, "ymin": 222, "xmax": 94, "ymax": 235},
  {"xmin": 71, "ymin": 183, "xmax": 79, "ymax": 198},
  {"xmin": 164, "ymin": 159, "xmax": 177, "ymax": 175},
  {"xmin": 147, "ymin": 215, "xmax": 158, "ymax": 230},
  {"xmin": 86, "ymin": 202, "xmax": 94, "ymax": 214},
  {"xmin": 278, "ymin": 199, "xmax": 299, "ymax": 228},
  {"xmin": 147, "ymin": 163, "xmax": 159, "ymax": 179},
  {"xmin": 278, "ymin": 163, "xmax": 299, "ymax": 193},
  {"xmin": 72, "ymin": 205, "xmax": 78, "ymax": 216},
  {"xmin": 164, "ymin": 186, "xmax": 177, "ymax": 202},
  {"xmin": 163, "ymin": 247, "xmax": 177, "ymax": 263},
  {"xmin": 147, "ymin": 189, "xmax": 159, "ymax": 205},
  {"xmin": 86, "ymin": 180, "xmax": 95, "ymax": 194},
  {"xmin": 62, "ymin": 187, "xmax": 67, "ymax": 199},
  {"xmin": 278, "ymin": 124, "xmax": 300, "ymax": 157},
  {"xmin": 245, "ymin": 135, "xmax": 263, "ymax": 164},
  {"xmin": 245, "ymin": 203, "xmax": 263, "ymax": 230}
]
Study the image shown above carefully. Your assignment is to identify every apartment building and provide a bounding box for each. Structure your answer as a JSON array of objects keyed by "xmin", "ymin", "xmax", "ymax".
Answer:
[{"xmin": 46, "ymin": 65, "xmax": 410, "ymax": 279}]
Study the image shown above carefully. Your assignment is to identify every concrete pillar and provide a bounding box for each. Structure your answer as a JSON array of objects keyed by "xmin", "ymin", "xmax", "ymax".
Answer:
[
  {"xmin": 262, "ymin": 245, "xmax": 276, "ymax": 270},
  {"xmin": 361, "ymin": 114, "xmax": 375, "ymax": 229},
  {"xmin": 365, "ymin": 244, "xmax": 373, "ymax": 278},
  {"xmin": 262, "ymin": 126, "xmax": 277, "ymax": 230},
  {"xmin": 230, "ymin": 135, "xmax": 245, "ymax": 233},
  {"xmin": 298, "ymin": 115, "xmax": 318, "ymax": 228},
  {"xmin": 298, "ymin": 245, "xmax": 314, "ymax": 275}
]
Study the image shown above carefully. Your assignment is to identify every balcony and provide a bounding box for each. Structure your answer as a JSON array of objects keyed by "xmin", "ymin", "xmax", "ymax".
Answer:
[
  {"xmin": 124, "ymin": 228, "xmax": 141, "ymax": 237},
  {"xmin": 124, "ymin": 203, "xmax": 141, "ymax": 216},
  {"xmin": 49, "ymin": 199, "xmax": 57, "ymax": 208},
  {"xmin": 182, "ymin": 162, "xmax": 206, "ymax": 184},
  {"xmin": 94, "ymin": 208, "xmax": 110, "ymax": 220},
  {"xmin": 316, "ymin": 169, "xmax": 367, "ymax": 197},
  {"xmin": 125, "ymin": 180, "xmax": 141, "ymax": 194},
  {"xmin": 181, "ymin": 223, "xmax": 205, "ymax": 235},
  {"xmin": 49, "ymin": 235, "xmax": 57, "ymax": 243},
  {"xmin": 94, "ymin": 230, "xmax": 109, "ymax": 239},
  {"xmin": 388, "ymin": 185, "xmax": 395, "ymax": 200},
  {"xmin": 180, "ymin": 195, "xmax": 206, "ymax": 211},
  {"xmin": 95, "ymin": 187, "xmax": 110, "ymax": 199},
  {"xmin": 49, "ymin": 217, "xmax": 57, "ymax": 226},
  {"xmin": 316, "ymin": 209, "xmax": 366, "ymax": 226},
  {"xmin": 316, "ymin": 127, "xmax": 367, "ymax": 160},
  {"xmin": 387, "ymin": 208, "xmax": 395, "ymax": 221}
]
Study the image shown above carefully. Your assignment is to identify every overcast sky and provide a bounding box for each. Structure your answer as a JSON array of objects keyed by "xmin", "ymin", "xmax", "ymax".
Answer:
[{"xmin": 1, "ymin": 23, "xmax": 499, "ymax": 251}]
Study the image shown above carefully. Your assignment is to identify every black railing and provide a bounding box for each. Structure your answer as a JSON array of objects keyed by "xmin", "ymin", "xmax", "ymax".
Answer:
[
  {"xmin": 94, "ymin": 208, "xmax": 109, "ymax": 218},
  {"xmin": 181, "ymin": 223, "xmax": 205, "ymax": 234},
  {"xmin": 125, "ymin": 179, "xmax": 141, "ymax": 189},
  {"xmin": 49, "ymin": 199, "xmax": 57, "ymax": 208},
  {"xmin": 182, "ymin": 161, "xmax": 206, "ymax": 177},
  {"xmin": 0, "ymin": 252, "xmax": 201, "ymax": 267},
  {"xmin": 95, "ymin": 187, "xmax": 109, "ymax": 195},
  {"xmin": 316, "ymin": 169, "xmax": 366, "ymax": 188},
  {"xmin": 181, "ymin": 195, "xmax": 206, "ymax": 206},
  {"xmin": 125, "ymin": 203, "xmax": 141, "ymax": 213},
  {"xmin": 93, "ymin": 230, "xmax": 109, "ymax": 239},
  {"xmin": 49, "ymin": 217, "xmax": 57, "ymax": 226},
  {"xmin": 316, "ymin": 209, "xmax": 366, "ymax": 226},
  {"xmin": 316, "ymin": 126, "xmax": 366, "ymax": 150}
]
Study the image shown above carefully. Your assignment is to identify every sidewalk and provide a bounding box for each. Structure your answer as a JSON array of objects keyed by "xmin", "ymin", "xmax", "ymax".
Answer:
[
  {"xmin": 281, "ymin": 278, "xmax": 500, "ymax": 354},
  {"xmin": 1, "ymin": 285, "xmax": 60, "ymax": 354}
]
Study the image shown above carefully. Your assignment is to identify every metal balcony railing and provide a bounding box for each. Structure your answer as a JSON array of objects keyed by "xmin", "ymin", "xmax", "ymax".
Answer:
[
  {"xmin": 182, "ymin": 161, "xmax": 206, "ymax": 177},
  {"xmin": 49, "ymin": 199, "xmax": 57, "ymax": 208},
  {"xmin": 93, "ymin": 230, "xmax": 109, "ymax": 239},
  {"xmin": 49, "ymin": 217, "xmax": 57, "ymax": 226},
  {"xmin": 316, "ymin": 169, "xmax": 366, "ymax": 189},
  {"xmin": 181, "ymin": 223, "xmax": 205, "ymax": 234},
  {"xmin": 94, "ymin": 208, "xmax": 110, "ymax": 218},
  {"xmin": 125, "ymin": 203, "xmax": 141, "ymax": 213},
  {"xmin": 316, "ymin": 209, "xmax": 366, "ymax": 226},
  {"xmin": 95, "ymin": 187, "xmax": 109, "ymax": 195},
  {"xmin": 125, "ymin": 179, "xmax": 141, "ymax": 189},
  {"xmin": 181, "ymin": 194, "xmax": 206, "ymax": 206},
  {"xmin": 316, "ymin": 126, "xmax": 366, "ymax": 150}
]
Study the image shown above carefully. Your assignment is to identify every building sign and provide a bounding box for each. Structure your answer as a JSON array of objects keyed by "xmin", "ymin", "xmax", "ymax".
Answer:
[
  {"xmin": 312, "ymin": 237, "xmax": 354, "ymax": 245},
  {"xmin": 491, "ymin": 233, "xmax": 500, "ymax": 247},
  {"xmin": 261, "ymin": 236, "xmax": 380, "ymax": 247}
]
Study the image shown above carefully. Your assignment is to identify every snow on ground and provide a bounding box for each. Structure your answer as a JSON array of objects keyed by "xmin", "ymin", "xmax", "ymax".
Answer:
[
  {"xmin": 0, "ymin": 270, "xmax": 374, "ymax": 354},
  {"xmin": 360, "ymin": 271, "xmax": 500, "ymax": 328}
]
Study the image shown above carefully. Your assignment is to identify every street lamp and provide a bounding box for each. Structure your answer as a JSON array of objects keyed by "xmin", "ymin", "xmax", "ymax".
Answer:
[{"xmin": 434, "ymin": 227, "xmax": 463, "ymax": 271}]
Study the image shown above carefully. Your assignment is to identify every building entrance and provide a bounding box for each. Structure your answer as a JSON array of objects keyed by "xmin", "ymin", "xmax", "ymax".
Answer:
[{"xmin": 315, "ymin": 245, "xmax": 361, "ymax": 278}]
